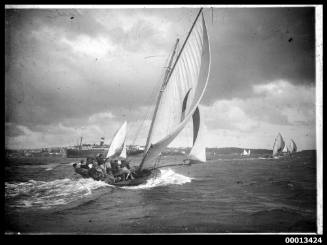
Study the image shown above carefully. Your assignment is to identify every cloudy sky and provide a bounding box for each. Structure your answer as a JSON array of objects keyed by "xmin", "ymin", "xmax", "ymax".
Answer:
[{"xmin": 5, "ymin": 6, "xmax": 317, "ymax": 150}]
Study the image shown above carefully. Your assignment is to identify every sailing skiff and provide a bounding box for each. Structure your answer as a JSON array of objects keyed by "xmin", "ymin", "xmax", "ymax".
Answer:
[
  {"xmin": 74, "ymin": 8, "xmax": 211, "ymax": 186},
  {"xmin": 272, "ymin": 132, "xmax": 285, "ymax": 158}
]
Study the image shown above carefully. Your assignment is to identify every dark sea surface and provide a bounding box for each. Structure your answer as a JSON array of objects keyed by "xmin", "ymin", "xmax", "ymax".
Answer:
[{"xmin": 5, "ymin": 150, "xmax": 317, "ymax": 234}]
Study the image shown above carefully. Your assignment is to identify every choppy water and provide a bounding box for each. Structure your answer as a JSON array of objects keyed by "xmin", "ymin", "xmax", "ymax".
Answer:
[{"xmin": 5, "ymin": 151, "xmax": 316, "ymax": 234}]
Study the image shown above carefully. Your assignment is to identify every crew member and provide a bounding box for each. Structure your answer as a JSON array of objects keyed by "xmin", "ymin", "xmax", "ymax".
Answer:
[
  {"xmin": 86, "ymin": 157, "xmax": 95, "ymax": 169},
  {"xmin": 110, "ymin": 159, "xmax": 119, "ymax": 175},
  {"xmin": 73, "ymin": 162, "xmax": 90, "ymax": 178},
  {"xmin": 88, "ymin": 161, "xmax": 106, "ymax": 181},
  {"xmin": 121, "ymin": 159, "xmax": 131, "ymax": 169},
  {"xmin": 80, "ymin": 160, "xmax": 89, "ymax": 169},
  {"xmin": 119, "ymin": 159, "xmax": 134, "ymax": 180},
  {"xmin": 96, "ymin": 153, "xmax": 106, "ymax": 165}
]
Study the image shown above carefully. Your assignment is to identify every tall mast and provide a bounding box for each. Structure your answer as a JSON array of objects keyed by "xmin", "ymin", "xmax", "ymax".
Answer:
[
  {"xmin": 143, "ymin": 38, "xmax": 180, "ymax": 152},
  {"xmin": 139, "ymin": 8, "xmax": 204, "ymax": 170},
  {"xmin": 137, "ymin": 39, "xmax": 179, "ymax": 171},
  {"xmin": 79, "ymin": 136, "xmax": 83, "ymax": 150}
]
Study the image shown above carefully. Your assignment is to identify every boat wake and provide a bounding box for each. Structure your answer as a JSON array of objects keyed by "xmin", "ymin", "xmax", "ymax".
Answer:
[
  {"xmin": 5, "ymin": 169, "xmax": 192, "ymax": 208},
  {"xmin": 43, "ymin": 161, "xmax": 78, "ymax": 170},
  {"xmin": 122, "ymin": 168, "xmax": 192, "ymax": 190},
  {"xmin": 43, "ymin": 163, "xmax": 61, "ymax": 171},
  {"xmin": 5, "ymin": 178, "xmax": 109, "ymax": 209},
  {"xmin": 213, "ymin": 157, "xmax": 273, "ymax": 161},
  {"xmin": 239, "ymin": 157, "xmax": 273, "ymax": 160}
]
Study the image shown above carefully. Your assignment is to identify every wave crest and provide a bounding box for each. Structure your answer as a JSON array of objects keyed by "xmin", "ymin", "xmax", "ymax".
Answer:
[
  {"xmin": 5, "ymin": 169, "xmax": 192, "ymax": 208},
  {"xmin": 5, "ymin": 178, "xmax": 108, "ymax": 209},
  {"xmin": 123, "ymin": 168, "xmax": 192, "ymax": 190}
]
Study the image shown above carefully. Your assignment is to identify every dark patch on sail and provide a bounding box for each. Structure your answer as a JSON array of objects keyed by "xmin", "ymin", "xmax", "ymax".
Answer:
[
  {"xmin": 181, "ymin": 88, "xmax": 192, "ymax": 122},
  {"xmin": 192, "ymin": 107, "xmax": 200, "ymax": 145}
]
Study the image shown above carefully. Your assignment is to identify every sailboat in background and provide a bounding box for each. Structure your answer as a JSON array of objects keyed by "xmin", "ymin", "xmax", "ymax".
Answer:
[
  {"xmin": 105, "ymin": 121, "xmax": 127, "ymax": 160},
  {"xmin": 287, "ymin": 139, "xmax": 297, "ymax": 154},
  {"xmin": 241, "ymin": 149, "xmax": 251, "ymax": 156},
  {"xmin": 272, "ymin": 133, "xmax": 285, "ymax": 158},
  {"xmin": 73, "ymin": 121, "xmax": 127, "ymax": 175},
  {"xmin": 184, "ymin": 106, "xmax": 207, "ymax": 164}
]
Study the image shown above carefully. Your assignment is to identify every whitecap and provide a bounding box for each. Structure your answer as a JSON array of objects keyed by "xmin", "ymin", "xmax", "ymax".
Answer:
[
  {"xmin": 5, "ymin": 178, "xmax": 109, "ymax": 209},
  {"xmin": 122, "ymin": 168, "xmax": 192, "ymax": 190}
]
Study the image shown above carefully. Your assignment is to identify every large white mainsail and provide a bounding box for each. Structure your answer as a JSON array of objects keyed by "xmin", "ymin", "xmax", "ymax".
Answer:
[
  {"xmin": 188, "ymin": 106, "xmax": 206, "ymax": 162},
  {"xmin": 287, "ymin": 139, "xmax": 297, "ymax": 153},
  {"xmin": 106, "ymin": 121, "xmax": 127, "ymax": 159},
  {"xmin": 139, "ymin": 9, "xmax": 210, "ymax": 170},
  {"xmin": 272, "ymin": 133, "xmax": 285, "ymax": 157}
]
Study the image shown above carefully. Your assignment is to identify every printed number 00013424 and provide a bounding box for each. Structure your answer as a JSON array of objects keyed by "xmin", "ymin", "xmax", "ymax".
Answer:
[{"xmin": 285, "ymin": 237, "xmax": 322, "ymax": 244}]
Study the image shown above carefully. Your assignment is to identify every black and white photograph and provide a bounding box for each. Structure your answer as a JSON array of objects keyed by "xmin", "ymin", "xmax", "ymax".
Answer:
[{"xmin": 4, "ymin": 4, "xmax": 323, "ymax": 235}]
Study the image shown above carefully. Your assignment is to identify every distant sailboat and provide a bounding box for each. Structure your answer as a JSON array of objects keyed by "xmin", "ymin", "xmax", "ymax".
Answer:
[
  {"xmin": 184, "ymin": 106, "xmax": 206, "ymax": 164},
  {"xmin": 241, "ymin": 149, "xmax": 251, "ymax": 156},
  {"xmin": 287, "ymin": 139, "xmax": 297, "ymax": 154},
  {"xmin": 272, "ymin": 133, "xmax": 285, "ymax": 157}
]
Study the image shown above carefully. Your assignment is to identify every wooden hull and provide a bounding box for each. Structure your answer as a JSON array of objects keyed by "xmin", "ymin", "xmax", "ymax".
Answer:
[
  {"xmin": 109, "ymin": 169, "xmax": 159, "ymax": 187},
  {"xmin": 74, "ymin": 167, "xmax": 159, "ymax": 187},
  {"xmin": 110, "ymin": 175, "xmax": 150, "ymax": 187}
]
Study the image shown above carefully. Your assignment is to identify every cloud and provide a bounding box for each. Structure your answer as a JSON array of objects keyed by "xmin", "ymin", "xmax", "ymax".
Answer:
[
  {"xmin": 6, "ymin": 121, "xmax": 107, "ymax": 149},
  {"xmin": 251, "ymin": 80, "xmax": 315, "ymax": 126},
  {"xmin": 199, "ymin": 80, "xmax": 315, "ymax": 149},
  {"xmin": 202, "ymin": 100, "xmax": 259, "ymax": 132},
  {"xmin": 203, "ymin": 7, "xmax": 315, "ymax": 104},
  {"xmin": 5, "ymin": 7, "xmax": 316, "ymax": 150},
  {"xmin": 5, "ymin": 80, "xmax": 316, "ymax": 150},
  {"xmin": 5, "ymin": 106, "xmax": 153, "ymax": 149},
  {"xmin": 61, "ymin": 35, "xmax": 117, "ymax": 58},
  {"xmin": 5, "ymin": 122, "xmax": 26, "ymax": 137},
  {"xmin": 5, "ymin": 124, "xmax": 66, "ymax": 149},
  {"xmin": 203, "ymin": 80, "xmax": 315, "ymax": 129},
  {"xmin": 5, "ymin": 10, "xmax": 167, "ymax": 127}
]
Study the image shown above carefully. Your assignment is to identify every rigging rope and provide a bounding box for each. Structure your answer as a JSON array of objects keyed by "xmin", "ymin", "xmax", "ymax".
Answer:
[
  {"xmin": 130, "ymin": 73, "xmax": 164, "ymax": 146},
  {"xmin": 130, "ymin": 44, "xmax": 178, "ymax": 146}
]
